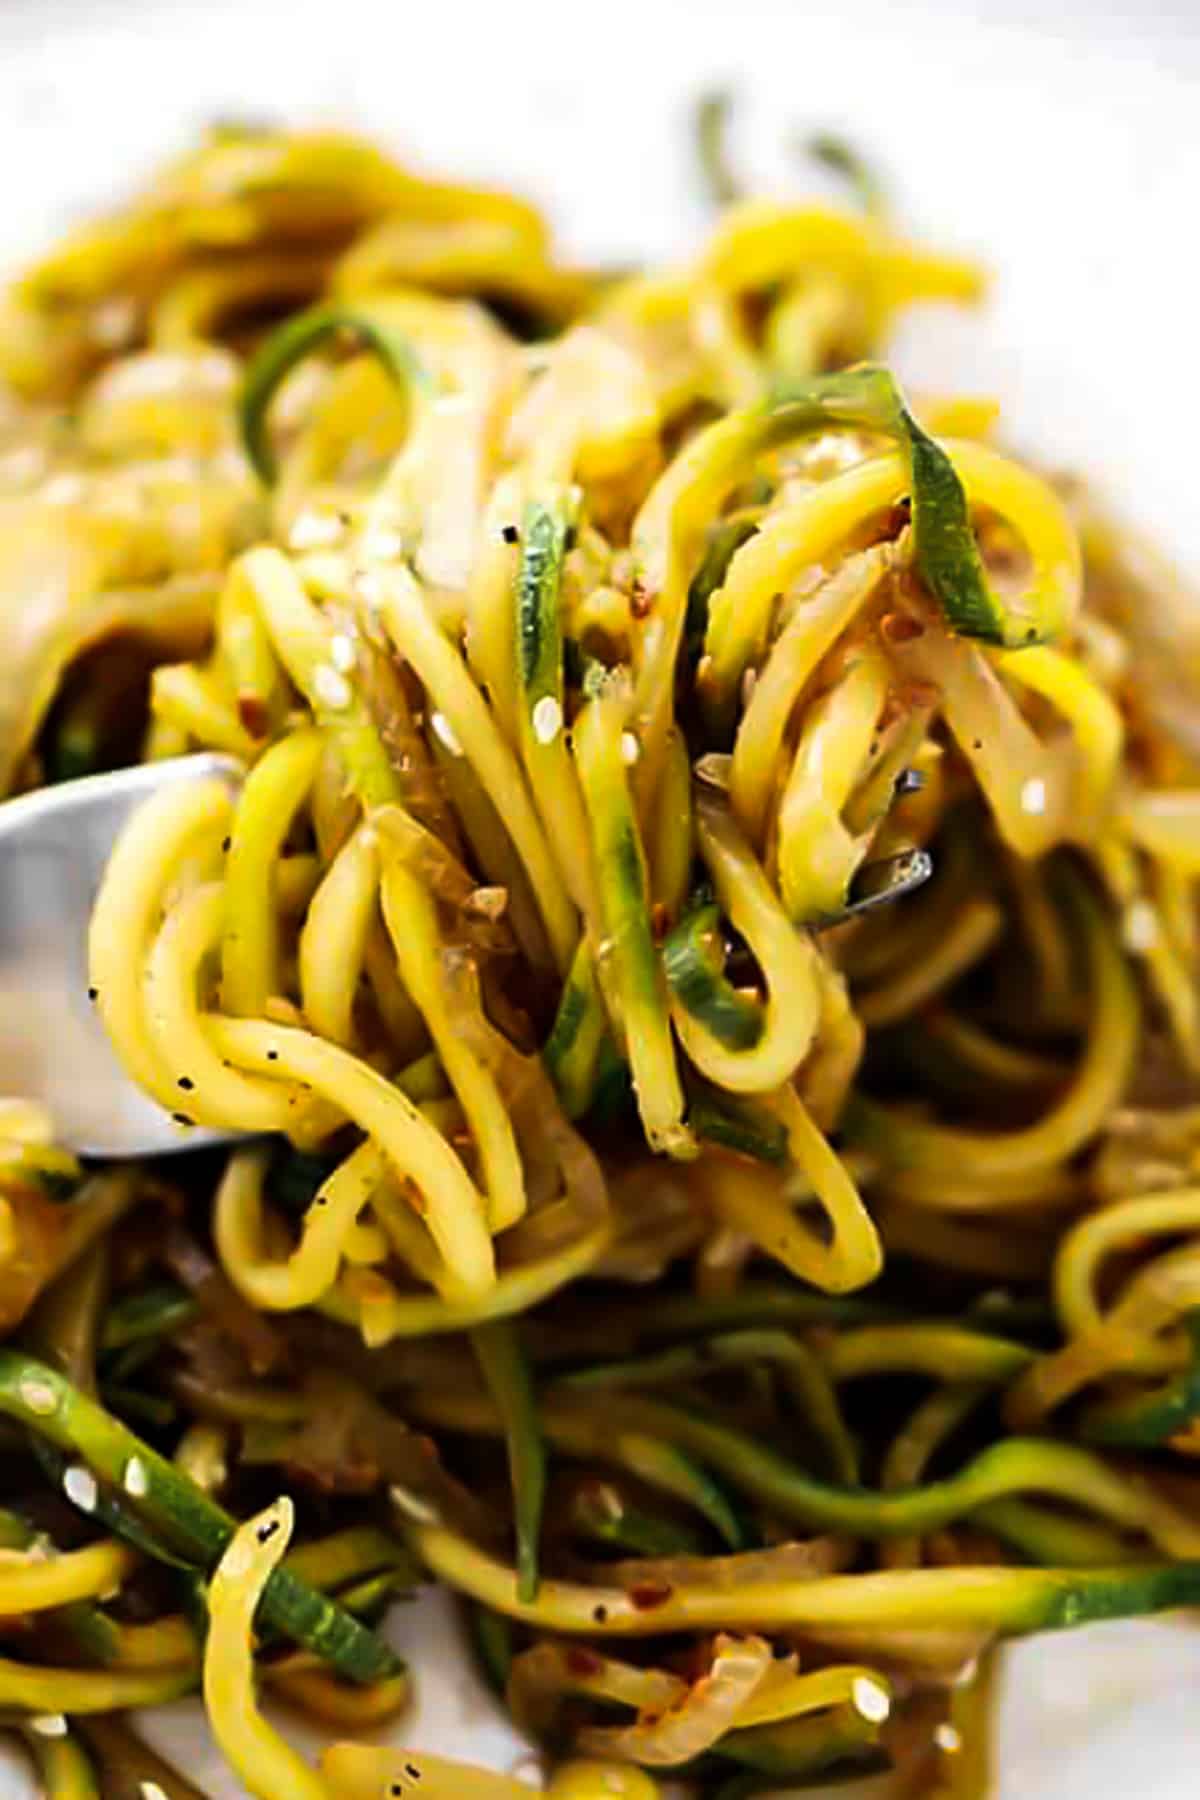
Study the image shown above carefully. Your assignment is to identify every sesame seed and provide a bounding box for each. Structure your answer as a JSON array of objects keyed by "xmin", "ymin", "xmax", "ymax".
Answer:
[
  {"xmin": 355, "ymin": 571, "xmax": 385, "ymax": 611},
  {"xmin": 41, "ymin": 473, "xmax": 86, "ymax": 506},
  {"xmin": 30, "ymin": 1714, "xmax": 67, "ymax": 1738},
  {"xmin": 313, "ymin": 665, "xmax": 352, "ymax": 711},
  {"xmin": 531, "ymin": 695, "xmax": 562, "ymax": 745},
  {"xmin": 287, "ymin": 511, "xmax": 343, "ymax": 551},
  {"xmin": 1020, "ymin": 776, "xmax": 1047, "ymax": 815},
  {"xmin": 851, "ymin": 1675, "xmax": 891, "ymax": 1723},
  {"xmin": 621, "ymin": 730, "xmax": 640, "ymax": 766},
  {"xmin": 387, "ymin": 1482, "xmax": 439, "ymax": 1525},
  {"xmin": 141, "ymin": 1783, "xmax": 170, "ymax": 1800},
  {"xmin": 1123, "ymin": 899, "xmax": 1159, "ymax": 954},
  {"xmin": 123, "ymin": 1456, "xmax": 149, "ymax": 1499},
  {"xmin": 19, "ymin": 1375, "xmax": 58, "ymax": 1417},
  {"xmin": 64, "ymin": 1466, "xmax": 98, "ymax": 1514},
  {"xmin": 0, "ymin": 446, "xmax": 46, "ymax": 485},
  {"xmin": 361, "ymin": 527, "xmax": 404, "ymax": 562},
  {"xmin": 90, "ymin": 297, "xmax": 139, "ymax": 348},
  {"xmin": 329, "ymin": 633, "xmax": 357, "ymax": 673},
  {"xmin": 431, "ymin": 711, "xmax": 463, "ymax": 756},
  {"xmin": 935, "ymin": 1723, "xmax": 963, "ymax": 1754}
]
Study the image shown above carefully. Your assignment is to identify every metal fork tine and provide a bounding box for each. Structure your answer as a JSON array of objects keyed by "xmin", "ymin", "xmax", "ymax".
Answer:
[{"xmin": 814, "ymin": 847, "xmax": 934, "ymax": 928}]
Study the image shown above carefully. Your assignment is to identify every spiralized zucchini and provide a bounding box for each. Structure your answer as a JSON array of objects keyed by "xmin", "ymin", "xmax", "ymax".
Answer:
[{"xmin": 0, "ymin": 108, "xmax": 1194, "ymax": 1799}]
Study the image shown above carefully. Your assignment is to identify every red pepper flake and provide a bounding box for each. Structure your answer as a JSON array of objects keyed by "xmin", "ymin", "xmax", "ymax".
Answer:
[
  {"xmin": 880, "ymin": 611, "xmax": 924, "ymax": 645},
  {"xmin": 238, "ymin": 693, "xmax": 270, "ymax": 738},
  {"xmin": 628, "ymin": 1581, "xmax": 674, "ymax": 1611},
  {"xmin": 566, "ymin": 1647, "xmax": 604, "ymax": 1677}
]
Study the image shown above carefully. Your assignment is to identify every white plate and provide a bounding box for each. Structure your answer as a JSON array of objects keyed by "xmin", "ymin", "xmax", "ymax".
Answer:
[{"xmin": 0, "ymin": 2, "xmax": 1197, "ymax": 1793}]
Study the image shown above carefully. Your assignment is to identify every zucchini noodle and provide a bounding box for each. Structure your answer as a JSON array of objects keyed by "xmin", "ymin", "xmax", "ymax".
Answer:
[
  {"xmin": 0, "ymin": 111, "xmax": 1191, "ymax": 1796},
  {"xmin": 204, "ymin": 1498, "xmax": 329, "ymax": 1800}
]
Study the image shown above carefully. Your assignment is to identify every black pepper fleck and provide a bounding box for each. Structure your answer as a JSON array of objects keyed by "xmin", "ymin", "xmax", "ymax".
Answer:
[
  {"xmin": 267, "ymin": 1049, "xmax": 278, "ymax": 1061},
  {"xmin": 256, "ymin": 1518, "xmax": 280, "ymax": 1544},
  {"xmin": 177, "ymin": 1077, "xmax": 194, "ymax": 1091},
  {"xmin": 172, "ymin": 1112, "xmax": 194, "ymax": 1127},
  {"xmin": 221, "ymin": 836, "xmax": 231, "ymax": 852},
  {"xmin": 87, "ymin": 986, "xmax": 98, "ymax": 1001},
  {"xmin": 501, "ymin": 523, "xmax": 519, "ymax": 544},
  {"xmin": 592, "ymin": 1604, "xmax": 608, "ymax": 1622}
]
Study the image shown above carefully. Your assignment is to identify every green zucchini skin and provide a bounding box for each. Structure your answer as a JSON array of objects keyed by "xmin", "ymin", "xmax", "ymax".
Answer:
[
  {"xmin": 516, "ymin": 498, "xmax": 568, "ymax": 695},
  {"xmin": 566, "ymin": 1480, "xmax": 705, "ymax": 1559},
  {"xmin": 0, "ymin": 1352, "xmax": 400, "ymax": 1686},
  {"xmin": 767, "ymin": 364, "xmax": 1016, "ymax": 645},
  {"xmin": 466, "ymin": 1603, "xmax": 514, "ymax": 1697},
  {"xmin": 101, "ymin": 1282, "xmax": 198, "ymax": 1352},
  {"xmin": 705, "ymin": 1707, "xmax": 890, "ymax": 1786},
  {"xmin": 598, "ymin": 1433, "xmax": 748, "ymax": 1552},
  {"xmin": 686, "ymin": 1083, "xmax": 788, "ymax": 1163},
  {"xmin": 1078, "ymin": 1313, "xmax": 1200, "ymax": 1448},
  {"xmin": 471, "ymin": 1320, "xmax": 547, "ymax": 1604},
  {"xmin": 685, "ymin": 515, "xmax": 759, "ymax": 671},
  {"xmin": 663, "ymin": 898, "xmax": 764, "ymax": 1051},
  {"xmin": 543, "ymin": 942, "xmax": 608, "ymax": 1120},
  {"xmin": 240, "ymin": 301, "xmax": 428, "ymax": 484}
]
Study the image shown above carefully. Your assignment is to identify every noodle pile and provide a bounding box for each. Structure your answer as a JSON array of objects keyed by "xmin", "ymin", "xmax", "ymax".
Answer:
[{"xmin": 0, "ymin": 113, "xmax": 1196, "ymax": 1797}]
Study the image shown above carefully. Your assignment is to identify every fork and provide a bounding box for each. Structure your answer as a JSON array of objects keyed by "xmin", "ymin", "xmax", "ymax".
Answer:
[
  {"xmin": 0, "ymin": 755, "xmax": 241, "ymax": 1158},
  {"xmin": 0, "ymin": 755, "xmax": 932, "ymax": 1159}
]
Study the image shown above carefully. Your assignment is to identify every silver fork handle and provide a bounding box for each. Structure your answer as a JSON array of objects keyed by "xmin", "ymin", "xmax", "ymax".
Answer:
[{"xmin": 0, "ymin": 754, "xmax": 243, "ymax": 1159}]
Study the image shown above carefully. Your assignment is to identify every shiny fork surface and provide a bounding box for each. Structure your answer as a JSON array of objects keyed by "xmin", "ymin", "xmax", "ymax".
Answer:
[
  {"xmin": 0, "ymin": 753, "xmax": 933, "ymax": 1158},
  {"xmin": 0, "ymin": 754, "xmax": 242, "ymax": 1159}
]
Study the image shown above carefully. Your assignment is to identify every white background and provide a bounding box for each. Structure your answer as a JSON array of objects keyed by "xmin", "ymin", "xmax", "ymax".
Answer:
[{"xmin": 0, "ymin": 0, "xmax": 1198, "ymax": 1793}]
